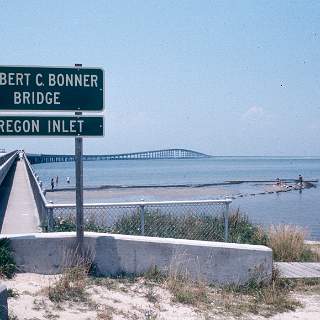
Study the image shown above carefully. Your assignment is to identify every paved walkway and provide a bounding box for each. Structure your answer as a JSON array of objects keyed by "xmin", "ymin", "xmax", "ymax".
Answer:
[
  {"xmin": 1, "ymin": 159, "xmax": 40, "ymax": 234},
  {"xmin": 275, "ymin": 262, "xmax": 320, "ymax": 278}
]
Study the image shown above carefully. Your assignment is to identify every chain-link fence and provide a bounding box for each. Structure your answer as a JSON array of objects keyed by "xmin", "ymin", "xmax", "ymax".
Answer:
[{"xmin": 48, "ymin": 199, "xmax": 232, "ymax": 241}]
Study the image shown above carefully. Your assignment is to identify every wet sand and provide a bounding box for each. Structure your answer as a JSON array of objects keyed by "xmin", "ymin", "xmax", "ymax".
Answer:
[
  {"xmin": 45, "ymin": 181, "xmax": 309, "ymax": 204},
  {"xmin": 46, "ymin": 185, "xmax": 236, "ymax": 203}
]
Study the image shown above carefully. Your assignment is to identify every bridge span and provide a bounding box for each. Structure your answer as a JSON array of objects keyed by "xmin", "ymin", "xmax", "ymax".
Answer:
[{"xmin": 27, "ymin": 148, "xmax": 211, "ymax": 164}]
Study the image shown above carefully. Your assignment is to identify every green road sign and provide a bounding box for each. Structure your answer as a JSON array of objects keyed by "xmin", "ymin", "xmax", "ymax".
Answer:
[
  {"xmin": 0, "ymin": 66, "xmax": 104, "ymax": 111},
  {"xmin": 0, "ymin": 116, "xmax": 104, "ymax": 136}
]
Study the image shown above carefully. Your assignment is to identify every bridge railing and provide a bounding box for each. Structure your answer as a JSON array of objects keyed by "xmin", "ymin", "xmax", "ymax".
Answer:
[
  {"xmin": 0, "ymin": 150, "xmax": 18, "ymax": 166},
  {"xmin": 47, "ymin": 199, "xmax": 232, "ymax": 241},
  {"xmin": 0, "ymin": 151, "xmax": 19, "ymax": 186},
  {"xmin": 24, "ymin": 153, "xmax": 51, "ymax": 229}
]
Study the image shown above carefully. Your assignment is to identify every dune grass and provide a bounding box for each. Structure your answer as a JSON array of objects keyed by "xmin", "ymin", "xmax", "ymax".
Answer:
[{"xmin": 267, "ymin": 225, "xmax": 319, "ymax": 262}]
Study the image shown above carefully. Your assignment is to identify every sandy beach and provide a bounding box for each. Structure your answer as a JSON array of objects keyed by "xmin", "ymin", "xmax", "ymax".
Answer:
[{"xmin": 4, "ymin": 273, "xmax": 320, "ymax": 320}]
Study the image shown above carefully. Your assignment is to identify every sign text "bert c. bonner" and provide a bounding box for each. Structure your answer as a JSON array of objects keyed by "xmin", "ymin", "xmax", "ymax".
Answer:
[{"xmin": 0, "ymin": 66, "xmax": 104, "ymax": 111}]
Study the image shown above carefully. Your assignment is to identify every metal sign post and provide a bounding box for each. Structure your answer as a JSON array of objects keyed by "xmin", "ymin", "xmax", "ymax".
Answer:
[
  {"xmin": 75, "ymin": 133, "xmax": 84, "ymax": 253},
  {"xmin": 74, "ymin": 64, "xmax": 84, "ymax": 253}
]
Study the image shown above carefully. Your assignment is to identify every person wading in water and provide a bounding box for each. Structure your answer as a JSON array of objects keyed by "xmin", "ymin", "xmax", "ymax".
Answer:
[{"xmin": 298, "ymin": 174, "xmax": 303, "ymax": 188}]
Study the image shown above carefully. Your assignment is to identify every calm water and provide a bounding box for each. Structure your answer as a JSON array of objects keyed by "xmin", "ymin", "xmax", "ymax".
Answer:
[{"xmin": 33, "ymin": 157, "xmax": 320, "ymax": 239}]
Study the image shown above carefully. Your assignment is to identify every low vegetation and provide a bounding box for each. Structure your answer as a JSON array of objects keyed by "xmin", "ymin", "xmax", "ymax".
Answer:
[
  {"xmin": 42, "ymin": 260, "xmax": 305, "ymax": 319},
  {"xmin": 113, "ymin": 208, "xmax": 268, "ymax": 245},
  {"xmin": 0, "ymin": 238, "xmax": 17, "ymax": 279},
  {"xmin": 47, "ymin": 265, "xmax": 89, "ymax": 302},
  {"xmin": 267, "ymin": 225, "xmax": 320, "ymax": 262},
  {"xmin": 159, "ymin": 259, "xmax": 303, "ymax": 317},
  {"xmin": 222, "ymin": 268, "xmax": 304, "ymax": 316},
  {"xmin": 51, "ymin": 216, "xmax": 109, "ymax": 233},
  {"xmin": 46, "ymin": 247, "xmax": 94, "ymax": 303},
  {"xmin": 167, "ymin": 275, "xmax": 208, "ymax": 306}
]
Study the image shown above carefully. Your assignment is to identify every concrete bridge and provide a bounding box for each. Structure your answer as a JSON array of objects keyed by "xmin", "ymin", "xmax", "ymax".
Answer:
[{"xmin": 26, "ymin": 148, "xmax": 211, "ymax": 164}]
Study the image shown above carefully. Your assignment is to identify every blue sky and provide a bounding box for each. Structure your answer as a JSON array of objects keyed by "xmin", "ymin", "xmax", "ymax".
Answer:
[{"xmin": 0, "ymin": 0, "xmax": 319, "ymax": 156}]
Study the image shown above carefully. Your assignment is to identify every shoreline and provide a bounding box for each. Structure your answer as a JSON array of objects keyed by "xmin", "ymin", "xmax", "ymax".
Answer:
[
  {"xmin": 45, "ymin": 179, "xmax": 317, "ymax": 193},
  {"xmin": 45, "ymin": 180, "xmax": 317, "ymax": 204}
]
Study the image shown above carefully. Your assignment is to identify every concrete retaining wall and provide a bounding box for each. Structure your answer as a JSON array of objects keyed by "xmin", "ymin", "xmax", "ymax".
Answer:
[{"xmin": 0, "ymin": 232, "xmax": 272, "ymax": 285}]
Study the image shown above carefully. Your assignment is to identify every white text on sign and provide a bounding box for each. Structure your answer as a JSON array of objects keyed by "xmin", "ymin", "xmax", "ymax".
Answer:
[
  {"xmin": 0, "ymin": 72, "xmax": 99, "ymax": 105},
  {"xmin": 0, "ymin": 119, "xmax": 84, "ymax": 134}
]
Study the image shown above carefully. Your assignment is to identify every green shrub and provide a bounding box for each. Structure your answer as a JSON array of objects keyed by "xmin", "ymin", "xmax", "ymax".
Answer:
[
  {"xmin": 52, "ymin": 210, "xmax": 266, "ymax": 245},
  {"xmin": 0, "ymin": 238, "xmax": 17, "ymax": 279},
  {"xmin": 112, "ymin": 209, "xmax": 266, "ymax": 245},
  {"xmin": 51, "ymin": 216, "xmax": 76, "ymax": 232},
  {"xmin": 228, "ymin": 209, "xmax": 268, "ymax": 245},
  {"xmin": 52, "ymin": 216, "xmax": 110, "ymax": 233}
]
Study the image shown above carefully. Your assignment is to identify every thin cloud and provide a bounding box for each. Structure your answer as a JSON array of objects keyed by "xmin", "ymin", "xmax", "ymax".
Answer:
[{"xmin": 242, "ymin": 106, "xmax": 264, "ymax": 121}]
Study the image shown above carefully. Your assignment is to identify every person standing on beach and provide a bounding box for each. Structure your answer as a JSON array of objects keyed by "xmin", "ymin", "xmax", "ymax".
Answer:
[{"xmin": 51, "ymin": 178, "xmax": 54, "ymax": 190}]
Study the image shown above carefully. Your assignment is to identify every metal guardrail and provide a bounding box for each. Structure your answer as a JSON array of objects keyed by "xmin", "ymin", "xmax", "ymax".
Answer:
[
  {"xmin": 0, "ymin": 150, "xmax": 18, "ymax": 186},
  {"xmin": 25, "ymin": 153, "xmax": 232, "ymax": 241}
]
